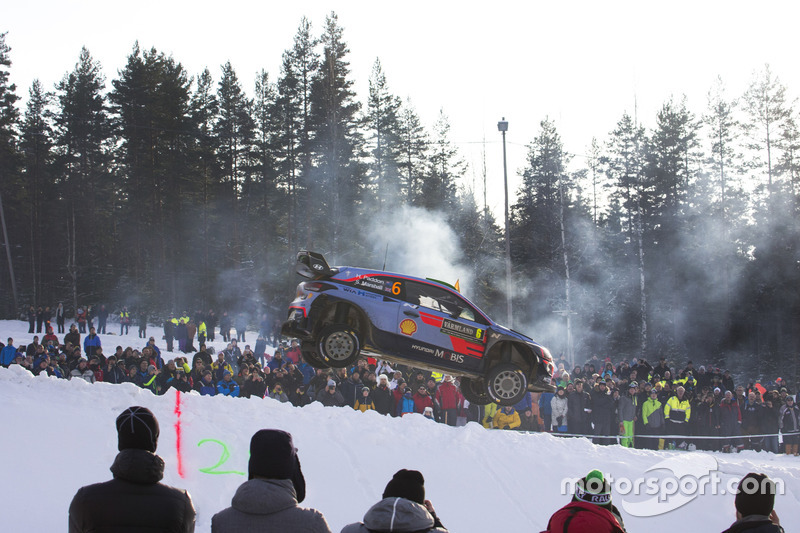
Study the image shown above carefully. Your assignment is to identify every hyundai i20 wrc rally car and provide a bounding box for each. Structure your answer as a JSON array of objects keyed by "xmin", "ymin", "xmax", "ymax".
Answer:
[{"xmin": 281, "ymin": 251, "xmax": 556, "ymax": 405}]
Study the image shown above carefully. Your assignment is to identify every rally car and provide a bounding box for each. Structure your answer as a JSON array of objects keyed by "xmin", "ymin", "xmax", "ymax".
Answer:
[{"xmin": 281, "ymin": 251, "xmax": 555, "ymax": 405}]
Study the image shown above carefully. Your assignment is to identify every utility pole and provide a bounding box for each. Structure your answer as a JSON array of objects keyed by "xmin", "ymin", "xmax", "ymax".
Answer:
[{"xmin": 498, "ymin": 118, "xmax": 513, "ymax": 327}]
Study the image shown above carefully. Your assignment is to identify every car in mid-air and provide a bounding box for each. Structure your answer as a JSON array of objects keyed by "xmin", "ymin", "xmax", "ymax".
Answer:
[{"xmin": 281, "ymin": 251, "xmax": 555, "ymax": 405}]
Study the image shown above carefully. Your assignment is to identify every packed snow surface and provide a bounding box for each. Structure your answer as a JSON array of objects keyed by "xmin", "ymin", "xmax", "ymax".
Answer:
[{"xmin": 0, "ymin": 320, "xmax": 798, "ymax": 532}]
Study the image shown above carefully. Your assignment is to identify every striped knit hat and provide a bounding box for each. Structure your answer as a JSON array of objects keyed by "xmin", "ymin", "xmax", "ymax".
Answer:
[{"xmin": 573, "ymin": 470, "xmax": 612, "ymax": 507}]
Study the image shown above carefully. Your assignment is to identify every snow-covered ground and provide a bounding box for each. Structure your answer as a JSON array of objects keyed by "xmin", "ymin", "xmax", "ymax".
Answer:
[{"xmin": 0, "ymin": 318, "xmax": 798, "ymax": 532}]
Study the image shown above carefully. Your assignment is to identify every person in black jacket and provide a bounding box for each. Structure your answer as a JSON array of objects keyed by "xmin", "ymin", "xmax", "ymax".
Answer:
[
  {"xmin": 68, "ymin": 406, "xmax": 195, "ymax": 532},
  {"xmin": 721, "ymin": 473, "xmax": 783, "ymax": 533},
  {"xmin": 591, "ymin": 380, "xmax": 616, "ymax": 445}
]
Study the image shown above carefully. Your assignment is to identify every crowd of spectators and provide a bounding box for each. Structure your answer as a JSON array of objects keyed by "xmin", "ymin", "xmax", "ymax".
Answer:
[{"xmin": 2, "ymin": 314, "xmax": 798, "ymax": 456}]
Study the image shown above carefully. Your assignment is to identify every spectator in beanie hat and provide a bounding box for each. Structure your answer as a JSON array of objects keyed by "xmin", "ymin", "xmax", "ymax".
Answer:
[
  {"xmin": 68, "ymin": 406, "xmax": 195, "ymax": 532},
  {"xmin": 721, "ymin": 473, "xmax": 783, "ymax": 533},
  {"xmin": 341, "ymin": 469, "xmax": 448, "ymax": 532},
  {"xmin": 542, "ymin": 469, "xmax": 627, "ymax": 533},
  {"xmin": 212, "ymin": 429, "xmax": 331, "ymax": 532}
]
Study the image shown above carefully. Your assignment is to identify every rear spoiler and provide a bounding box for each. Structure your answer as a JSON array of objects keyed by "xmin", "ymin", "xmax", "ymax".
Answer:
[{"xmin": 296, "ymin": 250, "xmax": 335, "ymax": 279}]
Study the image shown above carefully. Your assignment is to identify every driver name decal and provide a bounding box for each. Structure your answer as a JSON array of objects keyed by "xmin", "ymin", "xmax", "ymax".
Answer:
[{"xmin": 441, "ymin": 318, "xmax": 484, "ymax": 342}]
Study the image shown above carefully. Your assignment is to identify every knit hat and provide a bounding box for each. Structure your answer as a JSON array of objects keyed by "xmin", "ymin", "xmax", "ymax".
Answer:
[
  {"xmin": 248, "ymin": 429, "xmax": 306, "ymax": 502},
  {"xmin": 573, "ymin": 470, "xmax": 612, "ymax": 507},
  {"xmin": 116, "ymin": 406, "xmax": 159, "ymax": 453},
  {"xmin": 383, "ymin": 469, "xmax": 426, "ymax": 504},
  {"xmin": 327, "ymin": 379, "xmax": 336, "ymax": 387},
  {"xmin": 735, "ymin": 473, "xmax": 775, "ymax": 517}
]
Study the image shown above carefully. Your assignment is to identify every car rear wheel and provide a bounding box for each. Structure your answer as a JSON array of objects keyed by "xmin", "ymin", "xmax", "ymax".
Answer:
[
  {"xmin": 317, "ymin": 324, "xmax": 360, "ymax": 368},
  {"xmin": 460, "ymin": 377, "xmax": 492, "ymax": 405},
  {"xmin": 486, "ymin": 363, "xmax": 527, "ymax": 405}
]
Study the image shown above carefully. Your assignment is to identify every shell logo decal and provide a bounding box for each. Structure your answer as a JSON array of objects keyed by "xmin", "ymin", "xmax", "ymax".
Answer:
[{"xmin": 399, "ymin": 319, "xmax": 418, "ymax": 336}]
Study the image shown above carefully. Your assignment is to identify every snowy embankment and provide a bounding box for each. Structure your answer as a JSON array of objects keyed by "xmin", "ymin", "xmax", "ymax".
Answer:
[{"xmin": 0, "ymin": 320, "xmax": 798, "ymax": 532}]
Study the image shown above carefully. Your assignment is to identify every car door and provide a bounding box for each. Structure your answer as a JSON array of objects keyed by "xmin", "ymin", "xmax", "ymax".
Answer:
[{"xmin": 397, "ymin": 280, "xmax": 488, "ymax": 372}]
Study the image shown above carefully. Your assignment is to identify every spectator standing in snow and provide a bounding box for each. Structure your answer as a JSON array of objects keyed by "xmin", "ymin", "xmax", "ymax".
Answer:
[
  {"xmin": 95, "ymin": 304, "xmax": 108, "ymax": 334},
  {"xmin": 541, "ymin": 469, "xmax": 627, "ymax": 533},
  {"xmin": 551, "ymin": 386, "xmax": 569, "ymax": 432},
  {"xmin": 235, "ymin": 313, "xmax": 248, "ymax": 343},
  {"xmin": 617, "ymin": 383, "xmax": 638, "ymax": 447},
  {"xmin": 721, "ymin": 473, "xmax": 783, "ymax": 533},
  {"xmin": 539, "ymin": 390, "xmax": 555, "ymax": 432},
  {"xmin": 316, "ymin": 379, "xmax": 345, "ymax": 407},
  {"xmin": 68, "ymin": 406, "xmax": 195, "ymax": 533},
  {"xmin": 778, "ymin": 396, "xmax": 800, "ymax": 455},
  {"xmin": 341, "ymin": 469, "xmax": 448, "ymax": 533},
  {"xmin": 434, "ymin": 375, "xmax": 462, "ymax": 426},
  {"xmin": 119, "ymin": 307, "xmax": 131, "ymax": 335},
  {"xmin": 592, "ymin": 380, "xmax": 616, "ymax": 445},
  {"xmin": 493, "ymin": 405, "xmax": 521, "ymax": 430},
  {"xmin": 83, "ymin": 327, "xmax": 102, "ymax": 359},
  {"xmin": 0, "ymin": 338, "xmax": 16, "ymax": 367},
  {"xmin": 55, "ymin": 302, "xmax": 66, "ymax": 333},
  {"xmin": 211, "ymin": 429, "xmax": 331, "ymax": 533},
  {"xmin": 372, "ymin": 374, "xmax": 394, "ymax": 415}
]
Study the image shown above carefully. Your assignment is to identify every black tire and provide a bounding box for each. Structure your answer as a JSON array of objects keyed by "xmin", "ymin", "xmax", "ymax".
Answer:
[
  {"xmin": 317, "ymin": 324, "xmax": 360, "ymax": 368},
  {"xmin": 460, "ymin": 377, "xmax": 493, "ymax": 405},
  {"xmin": 300, "ymin": 342, "xmax": 329, "ymax": 369},
  {"xmin": 485, "ymin": 363, "xmax": 527, "ymax": 405}
]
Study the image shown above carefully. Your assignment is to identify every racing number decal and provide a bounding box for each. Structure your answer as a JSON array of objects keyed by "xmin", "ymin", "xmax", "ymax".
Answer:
[{"xmin": 392, "ymin": 282, "xmax": 402, "ymax": 295}]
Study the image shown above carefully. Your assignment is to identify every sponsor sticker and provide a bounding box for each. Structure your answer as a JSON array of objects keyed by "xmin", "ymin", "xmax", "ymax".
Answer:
[
  {"xmin": 399, "ymin": 319, "xmax": 418, "ymax": 336},
  {"xmin": 441, "ymin": 318, "xmax": 484, "ymax": 342}
]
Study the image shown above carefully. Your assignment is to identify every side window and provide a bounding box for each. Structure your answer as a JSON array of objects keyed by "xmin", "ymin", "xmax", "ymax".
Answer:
[{"xmin": 405, "ymin": 282, "xmax": 487, "ymax": 325}]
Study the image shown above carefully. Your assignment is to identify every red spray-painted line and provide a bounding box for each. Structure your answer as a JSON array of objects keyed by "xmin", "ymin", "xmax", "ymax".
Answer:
[{"xmin": 174, "ymin": 389, "xmax": 185, "ymax": 478}]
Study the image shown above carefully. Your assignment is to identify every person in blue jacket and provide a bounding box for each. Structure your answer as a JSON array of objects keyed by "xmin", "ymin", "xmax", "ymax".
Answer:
[
  {"xmin": 83, "ymin": 327, "xmax": 102, "ymax": 359},
  {"xmin": 1, "ymin": 338, "xmax": 17, "ymax": 367},
  {"xmin": 197, "ymin": 371, "xmax": 217, "ymax": 396},
  {"xmin": 217, "ymin": 370, "xmax": 240, "ymax": 397},
  {"xmin": 397, "ymin": 387, "xmax": 416, "ymax": 417},
  {"xmin": 539, "ymin": 391, "xmax": 555, "ymax": 432}
]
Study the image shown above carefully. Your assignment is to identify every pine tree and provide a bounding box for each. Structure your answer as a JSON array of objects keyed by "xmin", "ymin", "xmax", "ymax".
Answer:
[
  {"xmin": 109, "ymin": 44, "xmax": 193, "ymax": 304},
  {"xmin": 188, "ymin": 68, "xmax": 221, "ymax": 303},
  {"xmin": 52, "ymin": 47, "xmax": 113, "ymax": 308},
  {"xmin": 420, "ymin": 109, "xmax": 463, "ymax": 211},
  {"xmin": 366, "ymin": 59, "xmax": 403, "ymax": 210},
  {"xmin": 309, "ymin": 12, "xmax": 365, "ymax": 258},
  {"xmin": 215, "ymin": 61, "xmax": 255, "ymax": 267},
  {"xmin": 742, "ymin": 64, "xmax": 792, "ymax": 200},
  {"xmin": 397, "ymin": 97, "xmax": 429, "ymax": 204},
  {"xmin": 20, "ymin": 80, "xmax": 56, "ymax": 305},
  {"xmin": 0, "ymin": 32, "xmax": 21, "ymax": 314}
]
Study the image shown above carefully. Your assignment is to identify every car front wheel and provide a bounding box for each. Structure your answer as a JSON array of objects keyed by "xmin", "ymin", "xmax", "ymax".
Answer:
[
  {"xmin": 486, "ymin": 363, "xmax": 527, "ymax": 405},
  {"xmin": 460, "ymin": 377, "xmax": 492, "ymax": 405},
  {"xmin": 317, "ymin": 324, "xmax": 360, "ymax": 368}
]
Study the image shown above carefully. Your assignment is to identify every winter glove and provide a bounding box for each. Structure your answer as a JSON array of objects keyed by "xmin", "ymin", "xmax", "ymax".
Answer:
[{"xmin": 556, "ymin": 416, "xmax": 563, "ymax": 425}]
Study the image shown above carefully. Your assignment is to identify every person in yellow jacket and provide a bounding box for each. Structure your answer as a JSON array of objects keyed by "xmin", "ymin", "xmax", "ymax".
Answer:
[
  {"xmin": 354, "ymin": 387, "xmax": 375, "ymax": 412},
  {"xmin": 482, "ymin": 402, "xmax": 500, "ymax": 428},
  {"xmin": 198, "ymin": 321, "xmax": 207, "ymax": 346},
  {"xmin": 641, "ymin": 390, "xmax": 665, "ymax": 450},
  {"xmin": 664, "ymin": 386, "xmax": 691, "ymax": 449},
  {"xmin": 493, "ymin": 405, "xmax": 521, "ymax": 430}
]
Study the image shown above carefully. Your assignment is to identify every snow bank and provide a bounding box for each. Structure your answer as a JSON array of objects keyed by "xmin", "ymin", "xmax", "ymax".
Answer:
[{"xmin": 0, "ymin": 320, "xmax": 798, "ymax": 532}]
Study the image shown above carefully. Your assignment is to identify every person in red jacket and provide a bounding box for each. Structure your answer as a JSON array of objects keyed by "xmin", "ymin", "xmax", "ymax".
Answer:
[
  {"xmin": 541, "ymin": 469, "xmax": 627, "ymax": 533},
  {"xmin": 434, "ymin": 375, "xmax": 463, "ymax": 426},
  {"xmin": 413, "ymin": 385, "xmax": 435, "ymax": 415}
]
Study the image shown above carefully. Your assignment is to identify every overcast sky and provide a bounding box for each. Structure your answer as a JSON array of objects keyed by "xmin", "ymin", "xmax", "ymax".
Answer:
[{"xmin": 5, "ymin": 1, "xmax": 798, "ymax": 216}]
